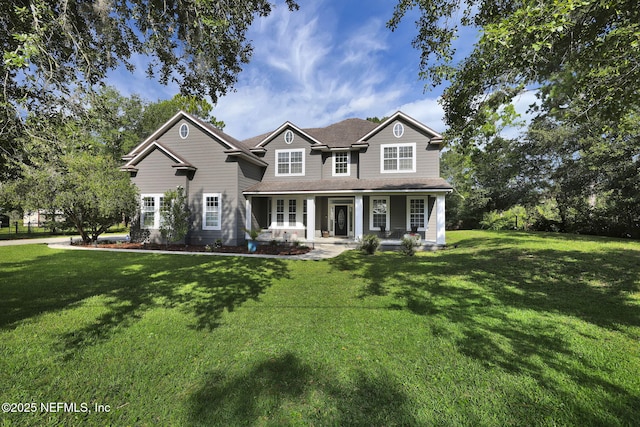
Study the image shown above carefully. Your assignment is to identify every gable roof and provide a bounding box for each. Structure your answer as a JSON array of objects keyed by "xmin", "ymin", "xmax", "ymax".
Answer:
[
  {"xmin": 120, "ymin": 141, "xmax": 196, "ymax": 172},
  {"xmin": 254, "ymin": 121, "xmax": 324, "ymax": 148},
  {"xmin": 122, "ymin": 110, "xmax": 267, "ymax": 167},
  {"xmin": 241, "ymin": 112, "xmax": 442, "ymax": 152},
  {"xmin": 358, "ymin": 111, "xmax": 443, "ymax": 144}
]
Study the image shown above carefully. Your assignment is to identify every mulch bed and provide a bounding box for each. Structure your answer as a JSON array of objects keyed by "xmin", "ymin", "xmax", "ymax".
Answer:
[{"xmin": 74, "ymin": 241, "xmax": 312, "ymax": 256}]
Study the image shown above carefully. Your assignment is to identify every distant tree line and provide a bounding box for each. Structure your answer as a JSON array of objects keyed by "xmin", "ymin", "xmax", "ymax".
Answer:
[{"xmin": 390, "ymin": 0, "xmax": 639, "ymax": 238}]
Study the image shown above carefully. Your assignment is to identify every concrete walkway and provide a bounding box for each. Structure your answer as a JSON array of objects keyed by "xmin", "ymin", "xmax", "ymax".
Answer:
[{"xmin": 2, "ymin": 234, "xmax": 352, "ymax": 260}]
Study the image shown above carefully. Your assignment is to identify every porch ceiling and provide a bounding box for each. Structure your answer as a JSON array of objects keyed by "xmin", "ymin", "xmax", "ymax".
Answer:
[{"xmin": 243, "ymin": 177, "xmax": 453, "ymax": 195}]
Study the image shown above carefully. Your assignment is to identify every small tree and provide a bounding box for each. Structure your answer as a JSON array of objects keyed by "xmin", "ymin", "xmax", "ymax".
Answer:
[
  {"xmin": 159, "ymin": 187, "xmax": 191, "ymax": 246},
  {"xmin": 16, "ymin": 153, "xmax": 138, "ymax": 243}
]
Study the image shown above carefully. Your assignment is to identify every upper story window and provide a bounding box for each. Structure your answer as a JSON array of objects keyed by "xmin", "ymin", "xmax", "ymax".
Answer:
[
  {"xmin": 284, "ymin": 130, "xmax": 294, "ymax": 144},
  {"xmin": 276, "ymin": 149, "xmax": 305, "ymax": 176},
  {"xmin": 381, "ymin": 143, "xmax": 416, "ymax": 173},
  {"xmin": 393, "ymin": 122, "xmax": 404, "ymax": 138},
  {"xmin": 179, "ymin": 123, "xmax": 189, "ymax": 139},
  {"xmin": 332, "ymin": 152, "xmax": 350, "ymax": 176}
]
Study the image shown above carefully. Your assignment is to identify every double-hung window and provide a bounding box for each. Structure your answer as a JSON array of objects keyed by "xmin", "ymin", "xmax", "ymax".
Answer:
[
  {"xmin": 370, "ymin": 197, "xmax": 389, "ymax": 231},
  {"xmin": 407, "ymin": 197, "xmax": 427, "ymax": 231},
  {"xmin": 332, "ymin": 152, "xmax": 350, "ymax": 176},
  {"xmin": 276, "ymin": 149, "xmax": 305, "ymax": 176},
  {"xmin": 381, "ymin": 143, "xmax": 416, "ymax": 173},
  {"xmin": 273, "ymin": 198, "xmax": 300, "ymax": 228},
  {"xmin": 288, "ymin": 200, "xmax": 297, "ymax": 226},
  {"xmin": 276, "ymin": 199, "xmax": 285, "ymax": 226},
  {"xmin": 141, "ymin": 194, "xmax": 163, "ymax": 229},
  {"xmin": 203, "ymin": 194, "xmax": 221, "ymax": 230}
]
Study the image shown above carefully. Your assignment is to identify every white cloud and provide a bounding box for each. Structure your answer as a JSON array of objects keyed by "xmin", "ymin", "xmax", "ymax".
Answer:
[
  {"xmin": 215, "ymin": 3, "xmax": 429, "ymax": 139},
  {"xmin": 390, "ymin": 98, "xmax": 446, "ymax": 134},
  {"xmin": 105, "ymin": 2, "xmax": 448, "ymax": 140}
]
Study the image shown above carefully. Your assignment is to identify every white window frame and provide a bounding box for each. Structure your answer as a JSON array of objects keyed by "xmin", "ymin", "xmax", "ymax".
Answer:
[
  {"xmin": 393, "ymin": 122, "xmax": 404, "ymax": 138},
  {"xmin": 284, "ymin": 130, "xmax": 294, "ymax": 144},
  {"xmin": 332, "ymin": 151, "xmax": 351, "ymax": 177},
  {"xmin": 276, "ymin": 199, "xmax": 285, "ymax": 227},
  {"xmin": 288, "ymin": 199, "xmax": 297, "ymax": 226},
  {"xmin": 407, "ymin": 197, "xmax": 428, "ymax": 231},
  {"xmin": 179, "ymin": 123, "xmax": 189, "ymax": 139},
  {"xmin": 275, "ymin": 149, "xmax": 305, "ymax": 177},
  {"xmin": 140, "ymin": 194, "xmax": 163, "ymax": 229},
  {"xmin": 271, "ymin": 197, "xmax": 303, "ymax": 229},
  {"xmin": 369, "ymin": 196, "xmax": 390, "ymax": 231},
  {"xmin": 202, "ymin": 193, "xmax": 222, "ymax": 231},
  {"xmin": 380, "ymin": 143, "xmax": 416, "ymax": 173}
]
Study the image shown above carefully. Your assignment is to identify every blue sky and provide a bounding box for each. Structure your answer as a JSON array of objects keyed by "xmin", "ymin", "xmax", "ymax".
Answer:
[{"xmin": 107, "ymin": 0, "xmax": 533, "ymax": 140}]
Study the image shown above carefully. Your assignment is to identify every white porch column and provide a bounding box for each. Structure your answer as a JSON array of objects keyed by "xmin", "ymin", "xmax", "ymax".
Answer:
[
  {"xmin": 245, "ymin": 197, "xmax": 252, "ymax": 240},
  {"xmin": 436, "ymin": 194, "xmax": 446, "ymax": 245},
  {"xmin": 355, "ymin": 194, "xmax": 364, "ymax": 240},
  {"xmin": 306, "ymin": 196, "xmax": 315, "ymax": 242}
]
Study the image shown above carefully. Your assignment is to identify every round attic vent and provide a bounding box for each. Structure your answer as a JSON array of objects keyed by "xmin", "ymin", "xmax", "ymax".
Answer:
[
  {"xmin": 284, "ymin": 130, "xmax": 294, "ymax": 144},
  {"xmin": 393, "ymin": 122, "xmax": 404, "ymax": 138},
  {"xmin": 179, "ymin": 123, "xmax": 189, "ymax": 139}
]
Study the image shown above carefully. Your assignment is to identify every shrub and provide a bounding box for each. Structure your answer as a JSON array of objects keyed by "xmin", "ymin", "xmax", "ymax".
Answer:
[
  {"xmin": 160, "ymin": 187, "xmax": 191, "ymax": 245},
  {"xmin": 358, "ymin": 234, "xmax": 380, "ymax": 255},
  {"xmin": 400, "ymin": 236, "xmax": 418, "ymax": 256},
  {"xmin": 480, "ymin": 205, "xmax": 528, "ymax": 230},
  {"xmin": 129, "ymin": 217, "xmax": 151, "ymax": 243}
]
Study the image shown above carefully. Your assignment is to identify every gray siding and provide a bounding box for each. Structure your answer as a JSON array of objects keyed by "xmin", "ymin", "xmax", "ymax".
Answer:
[
  {"xmin": 259, "ymin": 129, "xmax": 322, "ymax": 182},
  {"xmin": 320, "ymin": 151, "xmax": 359, "ymax": 180},
  {"xmin": 359, "ymin": 119, "xmax": 440, "ymax": 180},
  {"xmin": 133, "ymin": 118, "xmax": 245, "ymax": 245},
  {"xmin": 131, "ymin": 149, "xmax": 187, "ymax": 193},
  {"xmin": 238, "ymin": 161, "xmax": 264, "ymax": 240}
]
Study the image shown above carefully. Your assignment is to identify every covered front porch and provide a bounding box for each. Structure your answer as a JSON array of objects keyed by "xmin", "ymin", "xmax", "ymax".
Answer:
[{"xmin": 244, "ymin": 192, "xmax": 448, "ymax": 246}]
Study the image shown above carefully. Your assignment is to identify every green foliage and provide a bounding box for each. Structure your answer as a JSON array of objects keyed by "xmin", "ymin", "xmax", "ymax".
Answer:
[
  {"xmin": 400, "ymin": 236, "xmax": 417, "ymax": 256},
  {"xmin": 480, "ymin": 206, "xmax": 528, "ymax": 231},
  {"xmin": 243, "ymin": 228, "xmax": 260, "ymax": 241},
  {"xmin": 1, "ymin": 1, "xmax": 294, "ymax": 173},
  {"xmin": 2, "ymin": 0, "xmax": 300, "ymax": 103},
  {"xmin": 135, "ymin": 94, "xmax": 223, "ymax": 152},
  {"xmin": 365, "ymin": 116, "xmax": 390, "ymax": 123},
  {"xmin": 391, "ymin": 0, "xmax": 640, "ymax": 143},
  {"xmin": 441, "ymin": 108, "xmax": 640, "ymax": 238},
  {"xmin": 1, "ymin": 231, "xmax": 640, "ymax": 425},
  {"xmin": 18, "ymin": 153, "xmax": 138, "ymax": 243},
  {"xmin": 159, "ymin": 187, "xmax": 191, "ymax": 245},
  {"xmin": 358, "ymin": 234, "xmax": 380, "ymax": 255}
]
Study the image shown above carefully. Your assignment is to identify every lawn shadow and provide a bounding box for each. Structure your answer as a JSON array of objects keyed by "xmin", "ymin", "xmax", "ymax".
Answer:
[
  {"xmin": 329, "ymin": 234, "xmax": 640, "ymax": 424},
  {"xmin": 187, "ymin": 352, "xmax": 417, "ymax": 426},
  {"xmin": 0, "ymin": 248, "xmax": 289, "ymax": 358}
]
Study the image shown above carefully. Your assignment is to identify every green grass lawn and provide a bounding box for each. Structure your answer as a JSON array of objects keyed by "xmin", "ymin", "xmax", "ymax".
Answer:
[{"xmin": 1, "ymin": 230, "xmax": 639, "ymax": 426}]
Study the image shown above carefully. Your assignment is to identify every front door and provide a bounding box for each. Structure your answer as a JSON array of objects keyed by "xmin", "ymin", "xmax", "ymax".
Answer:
[{"xmin": 335, "ymin": 205, "xmax": 348, "ymax": 236}]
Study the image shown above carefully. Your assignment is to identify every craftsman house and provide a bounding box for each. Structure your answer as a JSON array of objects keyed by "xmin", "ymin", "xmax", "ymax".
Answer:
[{"xmin": 121, "ymin": 110, "xmax": 452, "ymax": 246}]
